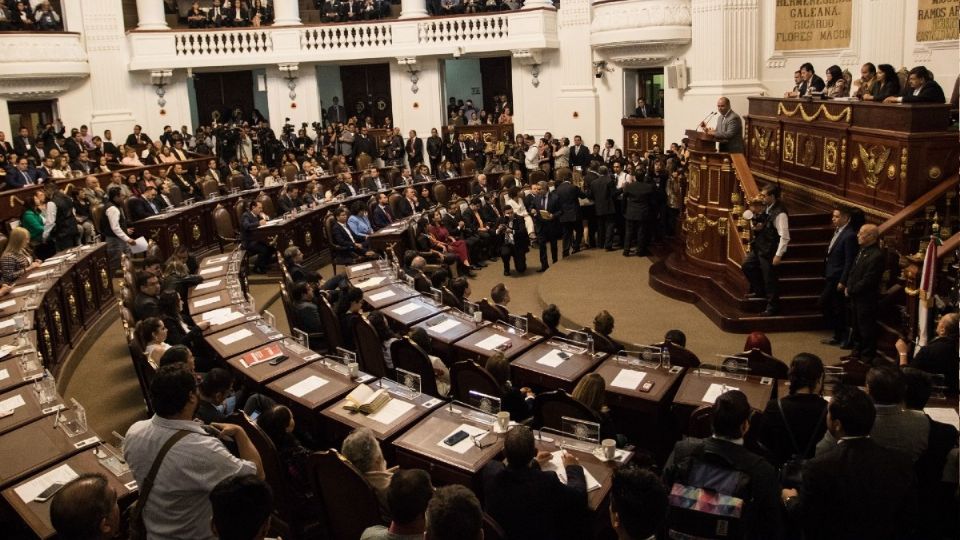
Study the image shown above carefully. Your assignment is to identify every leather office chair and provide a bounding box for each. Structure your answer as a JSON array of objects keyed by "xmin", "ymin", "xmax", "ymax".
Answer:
[
  {"xmin": 532, "ymin": 390, "xmax": 602, "ymax": 432},
  {"xmin": 440, "ymin": 286, "xmax": 460, "ymax": 310},
  {"xmin": 322, "ymin": 213, "xmax": 340, "ymax": 275},
  {"xmin": 433, "ymin": 183, "xmax": 449, "ymax": 205},
  {"xmin": 119, "ymin": 283, "xmax": 134, "ymax": 310},
  {"xmin": 390, "ymin": 337, "xmax": 442, "ymax": 398},
  {"xmin": 351, "ymin": 315, "xmax": 389, "ymax": 378},
  {"xmin": 201, "ymin": 177, "xmax": 219, "ymax": 198},
  {"xmin": 388, "ymin": 193, "xmax": 403, "ymax": 217},
  {"xmin": 449, "ymin": 360, "xmax": 501, "ymax": 402},
  {"xmin": 145, "ymin": 241, "xmax": 162, "ymax": 261},
  {"xmin": 256, "ymin": 192, "xmax": 276, "ymax": 217},
  {"xmin": 581, "ymin": 327, "xmax": 623, "ymax": 354},
  {"xmin": 529, "ymin": 170, "xmax": 547, "ymax": 184},
  {"xmin": 213, "ymin": 205, "xmax": 238, "ymax": 253},
  {"xmin": 309, "ymin": 450, "xmax": 383, "ymax": 540},
  {"xmin": 356, "ymin": 153, "xmax": 372, "ymax": 171},
  {"xmin": 524, "ymin": 312, "xmax": 551, "ymax": 337},
  {"xmin": 741, "ymin": 349, "xmax": 789, "ymax": 380},
  {"xmin": 461, "ymin": 158, "xmax": 476, "ymax": 176},
  {"xmin": 316, "ymin": 294, "xmax": 343, "ymax": 352},
  {"xmin": 687, "ymin": 405, "xmax": 714, "ymax": 439},
  {"xmin": 282, "ymin": 163, "xmax": 299, "ymax": 182},
  {"xmin": 662, "ymin": 341, "xmax": 701, "ymax": 368},
  {"xmin": 279, "ymin": 282, "xmax": 297, "ymax": 335},
  {"xmin": 228, "ymin": 174, "xmax": 245, "ymax": 191},
  {"xmin": 478, "ymin": 298, "xmax": 507, "ymax": 323},
  {"xmin": 234, "ymin": 199, "xmax": 247, "ymax": 224},
  {"xmin": 91, "ymin": 204, "xmax": 106, "ymax": 236},
  {"xmin": 167, "ymin": 185, "xmax": 184, "ymax": 206},
  {"xmin": 126, "ymin": 335, "xmax": 154, "ymax": 415}
]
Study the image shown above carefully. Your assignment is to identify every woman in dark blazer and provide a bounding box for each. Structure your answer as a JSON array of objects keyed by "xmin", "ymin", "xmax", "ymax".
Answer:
[
  {"xmin": 862, "ymin": 63, "xmax": 901, "ymax": 102},
  {"xmin": 755, "ymin": 353, "xmax": 829, "ymax": 467}
]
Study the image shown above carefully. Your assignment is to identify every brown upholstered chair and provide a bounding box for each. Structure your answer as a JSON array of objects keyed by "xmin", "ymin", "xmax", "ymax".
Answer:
[
  {"xmin": 433, "ymin": 183, "xmax": 449, "ymax": 205},
  {"xmin": 282, "ymin": 164, "xmax": 299, "ymax": 182},
  {"xmin": 449, "ymin": 360, "xmax": 501, "ymax": 402},
  {"xmin": 524, "ymin": 312, "xmax": 551, "ymax": 337},
  {"xmin": 356, "ymin": 153, "xmax": 372, "ymax": 171},
  {"xmin": 581, "ymin": 327, "xmax": 623, "ymax": 354},
  {"xmin": 687, "ymin": 404, "xmax": 714, "ymax": 438},
  {"xmin": 529, "ymin": 170, "xmax": 547, "ymax": 184},
  {"xmin": 532, "ymin": 390, "xmax": 601, "ymax": 432},
  {"xmin": 390, "ymin": 337, "xmax": 442, "ymax": 398},
  {"xmin": 479, "ymin": 298, "xmax": 507, "ymax": 323},
  {"xmin": 663, "ymin": 341, "xmax": 701, "ymax": 368},
  {"xmin": 213, "ymin": 205, "xmax": 238, "ymax": 253},
  {"xmin": 308, "ymin": 450, "xmax": 383, "ymax": 540},
  {"xmin": 91, "ymin": 204, "xmax": 106, "ymax": 235},
  {"xmin": 741, "ymin": 349, "xmax": 789, "ymax": 380},
  {"xmin": 316, "ymin": 294, "xmax": 342, "ymax": 352},
  {"xmin": 167, "ymin": 185, "xmax": 184, "ymax": 206},
  {"xmin": 322, "ymin": 213, "xmax": 340, "ymax": 275},
  {"xmin": 387, "ymin": 193, "xmax": 403, "ymax": 217},
  {"xmin": 351, "ymin": 315, "xmax": 389, "ymax": 378},
  {"xmin": 127, "ymin": 337, "xmax": 154, "ymax": 415},
  {"xmin": 228, "ymin": 174, "xmax": 246, "ymax": 191},
  {"xmin": 256, "ymin": 192, "xmax": 275, "ymax": 217},
  {"xmin": 201, "ymin": 177, "xmax": 219, "ymax": 198},
  {"xmin": 440, "ymin": 286, "xmax": 460, "ymax": 310},
  {"xmin": 461, "ymin": 159, "xmax": 476, "ymax": 176}
]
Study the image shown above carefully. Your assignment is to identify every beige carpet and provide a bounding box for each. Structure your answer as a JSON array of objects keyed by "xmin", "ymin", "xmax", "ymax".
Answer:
[{"xmin": 64, "ymin": 253, "xmax": 837, "ymax": 440}]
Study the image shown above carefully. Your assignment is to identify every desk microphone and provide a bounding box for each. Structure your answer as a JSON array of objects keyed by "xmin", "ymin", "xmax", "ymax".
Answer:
[{"xmin": 698, "ymin": 111, "xmax": 717, "ymax": 130}]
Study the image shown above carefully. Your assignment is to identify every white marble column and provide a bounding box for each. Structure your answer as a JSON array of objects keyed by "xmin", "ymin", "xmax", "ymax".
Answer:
[
  {"xmin": 135, "ymin": 0, "xmax": 169, "ymax": 30},
  {"xmin": 522, "ymin": 0, "xmax": 556, "ymax": 10},
  {"xmin": 80, "ymin": 0, "xmax": 136, "ymax": 133},
  {"xmin": 399, "ymin": 0, "xmax": 428, "ymax": 19},
  {"xmin": 272, "ymin": 0, "xmax": 302, "ymax": 26}
]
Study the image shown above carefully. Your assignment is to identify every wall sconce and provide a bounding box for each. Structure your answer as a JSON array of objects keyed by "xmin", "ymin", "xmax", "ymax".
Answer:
[
  {"xmin": 150, "ymin": 69, "xmax": 172, "ymax": 109},
  {"xmin": 278, "ymin": 63, "xmax": 299, "ymax": 100},
  {"xmin": 593, "ymin": 61, "xmax": 613, "ymax": 79},
  {"xmin": 531, "ymin": 64, "xmax": 541, "ymax": 88},
  {"xmin": 398, "ymin": 57, "xmax": 420, "ymax": 94}
]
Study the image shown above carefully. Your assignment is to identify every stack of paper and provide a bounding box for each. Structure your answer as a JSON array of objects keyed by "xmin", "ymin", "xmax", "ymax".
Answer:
[
  {"xmin": 367, "ymin": 400, "xmax": 415, "ymax": 425},
  {"xmin": 218, "ymin": 328, "xmax": 253, "ymax": 345},
  {"xmin": 14, "ymin": 464, "xmax": 79, "ymax": 503},
  {"xmin": 475, "ymin": 334, "xmax": 510, "ymax": 351},
  {"xmin": 429, "ymin": 318, "xmax": 461, "ymax": 334},
  {"xmin": 540, "ymin": 451, "xmax": 601, "ymax": 491},
  {"xmin": 610, "ymin": 369, "xmax": 646, "ymax": 390},
  {"xmin": 702, "ymin": 383, "xmax": 739, "ymax": 404},
  {"xmin": 285, "ymin": 375, "xmax": 329, "ymax": 398}
]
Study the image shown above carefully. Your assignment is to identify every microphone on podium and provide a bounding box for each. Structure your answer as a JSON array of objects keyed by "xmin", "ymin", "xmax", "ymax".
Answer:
[{"xmin": 698, "ymin": 111, "xmax": 717, "ymax": 131}]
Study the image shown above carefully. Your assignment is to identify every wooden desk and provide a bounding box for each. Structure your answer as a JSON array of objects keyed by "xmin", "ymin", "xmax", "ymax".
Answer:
[
  {"xmin": 510, "ymin": 341, "xmax": 606, "ymax": 393},
  {"xmin": 199, "ymin": 309, "xmax": 261, "ymax": 336},
  {"xmin": 2, "ymin": 447, "xmax": 136, "ymax": 539},
  {"xmin": 320, "ymin": 378, "xmax": 440, "ymax": 443},
  {"xmin": 345, "ymin": 261, "xmax": 383, "ymax": 279},
  {"xmin": 0, "ymin": 331, "xmax": 36, "ymax": 349},
  {"xmin": 199, "ymin": 254, "xmax": 234, "ymax": 269},
  {"xmin": 0, "ymin": 351, "xmax": 44, "ymax": 394},
  {"xmin": 381, "ymin": 297, "xmax": 448, "ymax": 329},
  {"xmin": 0, "ymin": 296, "xmax": 28, "ymax": 318},
  {"xmin": 0, "ymin": 386, "xmax": 65, "ymax": 437},
  {"xmin": 533, "ymin": 431, "xmax": 632, "ymax": 512},
  {"xmin": 265, "ymin": 360, "xmax": 368, "ymax": 411},
  {"xmin": 0, "ymin": 313, "xmax": 32, "ymax": 338},
  {"xmin": 593, "ymin": 359, "xmax": 686, "ymax": 411},
  {"xmin": 621, "ymin": 117, "xmax": 665, "ymax": 155},
  {"xmin": 392, "ymin": 406, "xmax": 504, "ymax": 488},
  {"xmin": 225, "ymin": 339, "xmax": 323, "ymax": 386},
  {"xmin": 0, "ymin": 416, "xmax": 91, "ymax": 490},
  {"xmin": 674, "ymin": 370, "xmax": 776, "ymax": 411},
  {"xmin": 453, "ymin": 324, "xmax": 541, "ymax": 363},
  {"xmin": 196, "ymin": 263, "xmax": 231, "ymax": 280},
  {"xmin": 363, "ymin": 283, "xmax": 419, "ymax": 310},
  {"xmin": 367, "ymin": 220, "xmax": 413, "ymax": 254},
  {"xmin": 206, "ymin": 320, "xmax": 284, "ymax": 359},
  {"xmin": 412, "ymin": 312, "xmax": 486, "ymax": 364},
  {"xmin": 189, "ymin": 290, "xmax": 243, "ymax": 315},
  {"xmin": 187, "ymin": 277, "xmax": 230, "ymax": 300}
]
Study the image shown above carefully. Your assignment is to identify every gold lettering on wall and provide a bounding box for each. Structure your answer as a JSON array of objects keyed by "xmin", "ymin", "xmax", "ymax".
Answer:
[
  {"xmin": 775, "ymin": 0, "xmax": 853, "ymax": 51},
  {"xmin": 916, "ymin": 0, "xmax": 959, "ymax": 42}
]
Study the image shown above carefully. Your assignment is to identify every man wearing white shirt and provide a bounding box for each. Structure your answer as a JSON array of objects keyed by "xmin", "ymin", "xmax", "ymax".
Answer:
[
  {"xmin": 523, "ymin": 136, "xmax": 539, "ymax": 179},
  {"xmin": 101, "ymin": 187, "xmax": 137, "ymax": 273},
  {"xmin": 742, "ymin": 184, "xmax": 790, "ymax": 316}
]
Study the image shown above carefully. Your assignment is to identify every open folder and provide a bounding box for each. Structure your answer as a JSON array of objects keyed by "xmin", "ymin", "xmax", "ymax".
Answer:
[{"xmin": 342, "ymin": 383, "xmax": 391, "ymax": 414}]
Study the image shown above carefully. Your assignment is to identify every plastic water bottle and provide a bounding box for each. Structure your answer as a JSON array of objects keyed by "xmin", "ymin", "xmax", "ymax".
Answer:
[
  {"xmin": 661, "ymin": 345, "xmax": 671, "ymax": 369},
  {"xmin": 586, "ymin": 334, "xmax": 595, "ymax": 355}
]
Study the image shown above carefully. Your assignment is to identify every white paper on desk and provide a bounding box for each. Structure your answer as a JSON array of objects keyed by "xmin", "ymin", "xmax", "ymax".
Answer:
[
  {"xmin": 0, "ymin": 393, "xmax": 26, "ymax": 412},
  {"xmin": 475, "ymin": 334, "xmax": 510, "ymax": 351},
  {"xmin": 207, "ymin": 255, "xmax": 230, "ymax": 264},
  {"xmin": 40, "ymin": 256, "xmax": 67, "ymax": 267},
  {"xmin": 14, "ymin": 463, "xmax": 79, "ymax": 504},
  {"xmin": 355, "ymin": 276, "xmax": 387, "ymax": 289},
  {"xmin": 351, "ymin": 262, "xmax": 373, "ymax": 271},
  {"xmin": 611, "ymin": 369, "xmax": 647, "ymax": 390},
  {"xmin": 201, "ymin": 307, "xmax": 232, "ymax": 321},
  {"xmin": 437, "ymin": 423, "xmax": 487, "ymax": 454},
  {"xmin": 207, "ymin": 310, "xmax": 244, "ymax": 326},
  {"xmin": 263, "ymin": 218, "xmax": 284, "ymax": 226},
  {"xmin": 285, "ymin": 375, "xmax": 329, "ymax": 398},
  {"xmin": 218, "ymin": 328, "xmax": 253, "ymax": 345},
  {"xmin": 391, "ymin": 302, "xmax": 422, "ymax": 316},
  {"xmin": 194, "ymin": 279, "xmax": 222, "ymax": 291},
  {"xmin": 129, "ymin": 236, "xmax": 149, "ymax": 255},
  {"xmin": 199, "ymin": 265, "xmax": 224, "ymax": 276},
  {"xmin": 536, "ymin": 349, "xmax": 568, "ymax": 368},
  {"xmin": 193, "ymin": 295, "xmax": 222, "ymax": 308},
  {"xmin": 0, "ymin": 299, "xmax": 16, "ymax": 310},
  {"xmin": 27, "ymin": 269, "xmax": 54, "ymax": 279},
  {"xmin": 369, "ymin": 290, "xmax": 396, "ymax": 302},
  {"xmin": 0, "ymin": 318, "xmax": 14, "ymax": 329},
  {"xmin": 0, "ymin": 369, "xmax": 8, "ymax": 381},
  {"xmin": 429, "ymin": 318, "xmax": 461, "ymax": 334},
  {"xmin": 10, "ymin": 285, "xmax": 36, "ymax": 295},
  {"xmin": 540, "ymin": 451, "xmax": 601, "ymax": 492},
  {"xmin": 925, "ymin": 407, "xmax": 960, "ymax": 430},
  {"xmin": 367, "ymin": 399, "xmax": 415, "ymax": 425},
  {"xmin": 702, "ymin": 383, "xmax": 739, "ymax": 404}
]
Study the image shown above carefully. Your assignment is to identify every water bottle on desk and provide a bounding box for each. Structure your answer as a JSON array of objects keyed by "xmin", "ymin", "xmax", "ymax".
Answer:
[{"xmin": 661, "ymin": 345, "xmax": 671, "ymax": 369}]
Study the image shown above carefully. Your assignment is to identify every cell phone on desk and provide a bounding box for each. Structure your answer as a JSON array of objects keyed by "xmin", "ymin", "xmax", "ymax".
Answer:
[
  {"xmin": 268, "ymin": 355, "xmax": 289, "ymax": 366},
  {"xmin": 557, "ymin": 351, "xmax": 571, "ymax": 360},
  {"xmin": 639, "ymin": 381, "xmax": 655, "ymax": 393},
  {"xmin": 33, "ymin": 482, "xmax": 65, "ymax": 503},
  {"xmin": 443, "ymin": 430, "xmax": 469, "ymax": 446}
]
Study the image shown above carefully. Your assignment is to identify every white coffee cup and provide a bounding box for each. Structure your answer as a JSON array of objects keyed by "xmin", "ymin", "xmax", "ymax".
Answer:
[
  {"xmin": 347, "ymin": 362, "xmax": 359, "ymax": 378},
  {"xmin": 496, "ymin": 411, "xmax": 510, "ymax": 432},
  {"xmin": 601, "ymin": 438, "xmax": 616, "ymax": 460}
]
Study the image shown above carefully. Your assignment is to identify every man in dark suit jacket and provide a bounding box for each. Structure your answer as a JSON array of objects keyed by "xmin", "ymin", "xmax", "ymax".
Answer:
[
  {"xmin": 362, "ymin": 168, "xmax": 389, "ymax": 192},
  {"xmin": 553, "ymin": 175, "xmax": 583, "ymax": 256},
  {"xmin": 290, "ymin": 281, "xmax": 323, "ymax": 335},
  {"xmin": 528, "ymin": 182, "xmax": 560, "ymax": 272},
  {"xmin": 426, "ymin": 128, "xmax": 444, "ymax": 174},
  {"xmin": 334, "ymin": 173, "xmax": 358, "ymax": 197},
  {"xmin": 898, "ymin": 312, "xmax": 960, "ymax": 393},
  {"xmin": 6, "ymin": 157, "xmax": 39, "ymax": 188},
  {"xmin": 792, "ymin": 62, "xmax": 826, "ymax": 97},
  {"xmin": 496, "ymin": 205, "xmax": 529, "ymax": 275},
  {"xmin": 821, "ymin": 206, "xmax": 859, "ymax": 344},
  {"xmin": 133, "ymin": 271, "xmax": 161, "ymax": 322},
  {"xmin": 63, "ymin": 132, "xmax": 84, "ymax": 161},
  {"xmin": 0, "ymin": 132, "xmax": 13, "ymax": 156},
  {"xmin": 239, "ymin": 200, "xmax": 275, "ymax": 274},
  {"xmin": 125, "ymin": 125, "xmax": 151, "ymax": 147},
  {"xmin": 622, "ymin": 177, "xmax": 656, "ymax": 256},
  {"xmin": 129, "ymin": 187, "xmax": 161, "ymax": 222},
  {"xmin": 587, "ymin": 166, "xmax": 618, "ymax": 250},
  {"xmin": 353, "ymin": 127, "xmax": 379, "ymax": 161},
  {"xmin": 395, "ymin": 187, "xmax": 419, "ymax": 218},
  {"xmin": 331, "ymin": 207, "xmax": 369, "ymax": 264},
  {"xmin": 276, "ymin": 186, "xmax": 302, "ymax": 215},
  {"xmin": 405, "ymin": 130, "xmax": 424, "ymax": 169},
  {"xmin": 783, "ymin": 386, "xmax": 918, "ymax": 540},
  {"xmin": 664, "ymin": 390, "xmax": 783, "ymax": 540},
  {"xmin": 370, "ymin": 192, "xmax": 394, "ymax": 231},
  {"xmin": 844, "ymin": 224, "xmax": 884, "ymax": 362},
  {"xmin": 446, "ymin": 134, "xmax": 464, "ymax": 166},
  {"xmin": 568, "ymin": 136, "xmax": 592, "ymax": 170},
  {"xmin": 170, "ymin": 163, "xmax": 201, "ymax": 200},
  {"xmin": 13, "ymin": 127, "xmax": 35, "ymax": 157},
  {"xmin": 886, "ymin": 65, "xmax": 946, "ymax": 104},
  {"xmin": 481, "ymin": 426, "xmax": 587, "ymax": 540},
  {"xmin": 326, "ymin": 97, "xmax": 347, "ymax": 124}
]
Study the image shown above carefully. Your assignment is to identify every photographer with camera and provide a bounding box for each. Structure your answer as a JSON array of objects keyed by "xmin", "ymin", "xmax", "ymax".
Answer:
[{"xmin": 742, "ymin": 184, "xmax": 790, "ymax": 316}]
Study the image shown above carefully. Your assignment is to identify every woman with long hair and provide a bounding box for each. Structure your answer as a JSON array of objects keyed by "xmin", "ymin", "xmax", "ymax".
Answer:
[
  {"xmin": 427, "ymin": 210, "xmax": 473, "ymax": 270},
  {"xmin": 135, "ymin": 316, "xmax": 170, "ymax": 367},
  {"xmin": 571, "ymin": 372, "xmax": 619, "ymax": 444},
  {"xmin": 862, "ymin": 64, "xmax": 901, "ymax": 102},
  {"xmin": 824, "ymin": 65, "xmax": 848, "ymax": 98},
  {"xmin": 485, "ymin": 352, "xmax": 533, "ymax": 421},
  {"xmin": 756, "ymin": 353, "xmax": 828, "ymax": 468},
  {"xmin": 0, "ymin": 227, "xmax": 40, "ymax": 284}
]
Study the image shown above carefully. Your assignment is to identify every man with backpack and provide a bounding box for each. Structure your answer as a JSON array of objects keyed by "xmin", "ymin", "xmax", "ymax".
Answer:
[{"xmin": 663, "ymin": 390, "xmax": 783, "ymax": 539}]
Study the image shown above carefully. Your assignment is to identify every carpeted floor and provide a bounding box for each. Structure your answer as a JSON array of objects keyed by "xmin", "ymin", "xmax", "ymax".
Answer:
[{"xmin": 63, "ymin": 252, "xmax": 838, "ymax": 441}]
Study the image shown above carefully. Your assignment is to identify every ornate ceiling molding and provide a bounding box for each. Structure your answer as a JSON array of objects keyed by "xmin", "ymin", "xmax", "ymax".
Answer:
[
  {"xmin": 0, "ymin": 75, "xmax": 87, "ymax": 100},
  {"xmin": 589, "ymin": 0, "xmax": 691, "ymax": 63}
]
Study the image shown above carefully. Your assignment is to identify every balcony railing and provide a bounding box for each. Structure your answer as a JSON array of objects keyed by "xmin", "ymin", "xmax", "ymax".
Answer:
[
  {"xmin": 127, "ymin": 10, "xmax": 558, "ymax": 70},
  {"xmin": 0, "ymin": 32, "xmax": 88, "ymax": 98}
]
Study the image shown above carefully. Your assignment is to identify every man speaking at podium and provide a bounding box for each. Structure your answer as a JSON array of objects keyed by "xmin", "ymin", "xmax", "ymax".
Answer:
[{"xmin": 700, "ymin": 97, "xmax": 744, "ymax": 153}]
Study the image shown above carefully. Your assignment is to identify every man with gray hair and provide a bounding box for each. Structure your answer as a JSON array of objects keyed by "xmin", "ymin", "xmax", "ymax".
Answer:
[{"xmin": 342, "ymin": 427, "xmax": 396, "ymax": 519}]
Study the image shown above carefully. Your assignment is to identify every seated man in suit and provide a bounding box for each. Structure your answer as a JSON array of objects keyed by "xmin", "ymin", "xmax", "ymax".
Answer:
[
  {"xmin": 489, "ymin": 283, "xmax": 511, "ymax": 321},
  {"xmin": 239, "ymin": 200, "xmax": 276, "ymax": 274},
  {"xmin": 133, "ymin": 271, "xmax": 161, "ymax": 322},
  {"xmin": 283, "ymin": 245, "xmax": 348, "ymax": 292},
  {"xmin": 663, "ymin": 389, "xmax": 783, "ymax": 539},
  {"xmin": 542, "ymin": 304, "xmax": 566, "ymax": 338},
  {"xmin": 363, "ymin": 167, "xmax": 389, "ymax": 192},
  {"xmin": 783, "ymin": 386, "xmax": 918, "ymax": 540},
  {"xmin": 370, "ymin": 192, "xmax": 395, "ymax": 231},
  {"xmin": 482, "ymin": 425, "xmax": 587, "ymax": 540},
  {"xmin": 334, "ymin": 172, "xmax": 359, "ymax": 198},
  {"xmin": 129, "ymin": 185, "xmax": 161, "ymax": 222},
  {"xmin": 885, "ymin": 65, "xmax": 946, "ymax": 104},
  {"xmin": 5, "ymin": 156, "xmax": 39, "ymax": 188},
  {"xmin": 462, "ymin": 197, "xmax": 494, "ymax": 260},
  {"xmin": 331, "ymin": 207, "xmax": 374, "ymax": 264},
  {"xmin": 396, "ymin": 187, "xmax": 419, "ymax": 218},
  {"xmin": 276, "ymin": 185, "xmax": 302, "ymax": 215},
  {"xmin": 170, "ymin": 163, "xmax": 201, "ymax": 200},
  {"xmin": 289, "ymin": 281, "xmax": 323, "ymax": 339}
]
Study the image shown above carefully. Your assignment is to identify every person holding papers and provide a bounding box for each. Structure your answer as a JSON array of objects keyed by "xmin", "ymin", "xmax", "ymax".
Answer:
[{"xmin": 481, "ymin": 425, "xmax": 587, "ymax": 540}]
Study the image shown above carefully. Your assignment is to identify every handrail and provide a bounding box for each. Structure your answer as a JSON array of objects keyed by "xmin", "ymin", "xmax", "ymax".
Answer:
[
  {"xmin": 937, "ymin": 231, "xmax": 960, "ymax": 258},
  {"xmin": 730, "ymin": 153, "xmax": 759, "ymax": 200},
  {"xmin": 877, "ymin": 173, "xmax": 959, "ymax": 235}
]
